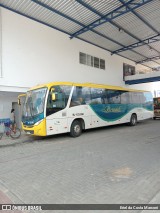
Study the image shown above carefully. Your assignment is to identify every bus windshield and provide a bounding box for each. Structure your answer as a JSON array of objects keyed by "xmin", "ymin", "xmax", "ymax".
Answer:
[{"xmin": 23, "ymin": 87, "xmax": 47, "ymax": 117}]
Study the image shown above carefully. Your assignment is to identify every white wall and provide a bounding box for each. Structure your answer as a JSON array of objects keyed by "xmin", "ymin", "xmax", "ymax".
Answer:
[
  {"xmin": 1, "ymin": 8, "xmax": 151, "ymax": 91},
  {"xmin": 1, "ymin": 7, "xmax": 160, "ymax": 121},
  {"xmin": 0, "ymin": 92, "xmax": 19, "ymax": 119},
  {"xmin": 1, "ymin": 7, "xmax": 160, "ymax": 95},
  {"xmin": 0, "ymin": 8, "xmax": 2, "ymax": 78}
]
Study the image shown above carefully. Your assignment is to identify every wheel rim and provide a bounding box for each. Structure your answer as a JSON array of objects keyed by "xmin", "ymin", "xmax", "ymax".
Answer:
[
  {"xmin": 132, "ymin": 116, "xmax": 136, "ymax": 125},
  {"xmin": 74, "ymin": 124, "xmax": 81, "ymax": 134}
]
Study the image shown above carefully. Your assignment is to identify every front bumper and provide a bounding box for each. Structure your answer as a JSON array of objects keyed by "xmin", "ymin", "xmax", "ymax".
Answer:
[{"xmin": 22, "ymin": 119, "xmax": 46, "ymax": 136}]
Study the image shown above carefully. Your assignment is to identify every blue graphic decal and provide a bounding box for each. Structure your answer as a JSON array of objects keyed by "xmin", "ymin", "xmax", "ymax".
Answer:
[{"xmin": 89, "ymin": 103, "xmax": 153, "ymax": 122}]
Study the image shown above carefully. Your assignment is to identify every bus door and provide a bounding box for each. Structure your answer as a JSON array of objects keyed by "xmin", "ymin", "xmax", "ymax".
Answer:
[{"xmin": 46, "ymin": 85, "xmax": 71, "ymax": 135}]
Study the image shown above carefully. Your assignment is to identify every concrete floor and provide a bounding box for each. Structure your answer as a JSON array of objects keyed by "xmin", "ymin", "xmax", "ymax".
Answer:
[{"xmin": 0, "ymin": 119, "xmax": 160, "ymax": 213}]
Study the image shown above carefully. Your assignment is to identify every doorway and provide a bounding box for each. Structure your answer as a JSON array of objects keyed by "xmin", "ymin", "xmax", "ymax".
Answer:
[{"xmin": 12, "ymin": 102, "xmax": 22, "ymax": 129}]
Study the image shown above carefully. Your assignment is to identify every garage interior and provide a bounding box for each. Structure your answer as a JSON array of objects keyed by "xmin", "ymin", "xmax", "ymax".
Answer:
[{"xmin": 0, "ymin": 0, "xmax": 160, "ymax": 211}]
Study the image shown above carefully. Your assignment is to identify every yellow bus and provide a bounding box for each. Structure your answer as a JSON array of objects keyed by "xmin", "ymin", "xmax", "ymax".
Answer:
[{"xmin": 20, "ymin": 82, "xmax": 153, "ymax": 137}]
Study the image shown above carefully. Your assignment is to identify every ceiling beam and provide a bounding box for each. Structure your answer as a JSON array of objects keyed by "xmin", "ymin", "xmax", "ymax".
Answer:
[
  {"xmin": 137, "ymin": 55, "xmax": 160, "ymax": 64},
  {"xmin": 70, "ymin": 0, "xmax": 153, "ymax": 39},
  {"xmin": 112, "ymin": 34, "xmax": 160, "ymax": 54},
  {"xmin": 75, "ymin": 0, "xmax": 152, "ymax": 67},
  {"xmin": 1, "ymin": 0, "xmax": 153, "ymax": 69},
  {"xmin": 117, "ymin": 0, "xmax": 160, "ymax": 56},
  {"xmin": 32, "ymin": 0, "xmax": 158, "ymax": 69},
  {"xmin": 0, "ymin": 4, "xmax": 70, "ymax": 35},
  {"xmin": 31, "ymin": 0, "xmax": 127, "ymax": 47},
  {"xmin": 31, "ymin": 0, "xmax": 83, "ymax": 26}
]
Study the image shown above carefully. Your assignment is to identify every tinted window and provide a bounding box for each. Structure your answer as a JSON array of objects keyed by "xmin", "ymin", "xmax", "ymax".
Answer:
[
  {"xmin": 90, "ymin": 88, "xmax": 106, "ymax": 104},
  {"xmin": 107, "ymin": 90, "xmax": 121, "ymax": 104},
  {"xmin": 70, "ymin": 87, "xmax": 91, "ymax": 107},
  {"xmin": 120, "ymin": 91, "xmax": 129, "ymax": 104}
]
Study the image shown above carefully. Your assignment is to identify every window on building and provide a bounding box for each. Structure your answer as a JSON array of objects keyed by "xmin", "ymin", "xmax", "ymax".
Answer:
[
  {"xmin": 94, "ymin": 57, "xmax": 99, "ymax": 68},
  {"xmin": 79, "ymin": 52, "xmax": 105, "ymax": 70},
  {"xmin": 79, "ymin": 52, "xmax": 86, "ymax": 65},
  {"xmin": 100, "ymin": 59, "xmax": 105, "ymax": 69}
]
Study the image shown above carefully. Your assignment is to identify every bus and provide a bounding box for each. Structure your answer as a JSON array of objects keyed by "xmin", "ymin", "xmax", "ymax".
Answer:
[
  {"xmin": 20, "ymin": 82, "xmax": 153, "ymax": 137},
  {"xmin": 153, "ymin": 97, "xmax": 160, "ymax": 119}
]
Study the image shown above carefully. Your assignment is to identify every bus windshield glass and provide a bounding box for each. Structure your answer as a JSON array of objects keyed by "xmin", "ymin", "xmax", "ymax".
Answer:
[{"xmin": 23, "ymin": 87, "xmax": 47, "ymax": 117}]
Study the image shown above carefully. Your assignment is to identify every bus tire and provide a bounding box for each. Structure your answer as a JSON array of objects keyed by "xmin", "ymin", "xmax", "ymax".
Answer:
[
  {"xmin": 70, "ymin": 120, "xmax": 82, "ymax": 137},
  {"xmin": 153, "ymin": 117, "xmax": 156, "ymax": 120},
  {"xmin": 129, "ymin": 114, "xmax": 137, "ymax": 126}
]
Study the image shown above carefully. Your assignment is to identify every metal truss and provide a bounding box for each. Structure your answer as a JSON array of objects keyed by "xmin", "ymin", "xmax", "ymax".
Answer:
[
  {"xmin": 32, "ymin": 0, "xmax": 126, "ymax": 47},
  {"xmin": 112, "ymin": 34, "xmax": 160, "ymax": 55},
  {"xmin": 117, "ymin": 0, "xmax": 160, "ymax": 57},
  {"xmin": 137, "ymin": 55, "xmax": 160, "ymax": 64},
  {"xmin": 70, "ymin": 0, "xmax": 153, "ymax": 39},
  {"xmin": 75, "ymin": 0, "xmax": 153, "ymax": 68}
]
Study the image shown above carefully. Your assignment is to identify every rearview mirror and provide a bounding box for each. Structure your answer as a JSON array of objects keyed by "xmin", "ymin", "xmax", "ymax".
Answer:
[
  {"xmin": 18, "ymin": 98, "xmax": 21, "ymax": 105},
  {"xmin": 51, "ymin": 93, "xmax": 56, "ymax": 101},
  {"xmin": 18, "ymin": 93, "xmax": 26, "ymax": 105}
]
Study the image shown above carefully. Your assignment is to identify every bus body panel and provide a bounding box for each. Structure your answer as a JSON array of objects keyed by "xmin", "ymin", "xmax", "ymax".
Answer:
[
  {"xmin": 45, "ymin": 104, "xmax": 153, "ymax": 135},
  {"xmin": 21, "ymin": 82, "xmax": 153, "ymax": 137},
  {"xmin": 22, "ymin": 118, "xmax": 47, "ymax": 136}
]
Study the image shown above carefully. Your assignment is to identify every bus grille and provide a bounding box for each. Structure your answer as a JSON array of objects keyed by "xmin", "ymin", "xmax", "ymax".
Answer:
[{"xmin": 23, "ymin": 125, "xmax": 34, "ymax": 128}]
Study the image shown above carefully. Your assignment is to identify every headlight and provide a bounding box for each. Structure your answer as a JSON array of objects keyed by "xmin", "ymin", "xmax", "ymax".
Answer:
[{"xmin": 34, "ymin": 119, "xmax": 43, "ymax": 126}]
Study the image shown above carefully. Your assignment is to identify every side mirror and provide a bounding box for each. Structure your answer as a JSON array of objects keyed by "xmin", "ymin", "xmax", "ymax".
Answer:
[
  {"xmin": 18, "ymin": 98, "xmax": 21, "ymax": 105},
  {"xmin": 18, "ymin": 94, "xmax": 26, "ymax": 105},
  {"xmin": 51, "ymin": 93, "xmax": 56, "ymax": 101}
]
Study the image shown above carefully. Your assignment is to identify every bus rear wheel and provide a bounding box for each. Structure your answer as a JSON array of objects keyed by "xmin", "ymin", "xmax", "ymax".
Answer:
[
  {"xmin": 70, "ymin": 120, "xmax": 82, "ymax": 137},
  {"xmin": 129, "ymin": 114, "xmax": 137, "ymax": 126}
]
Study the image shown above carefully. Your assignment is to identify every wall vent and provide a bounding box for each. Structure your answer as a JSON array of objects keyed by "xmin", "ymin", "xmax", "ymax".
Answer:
[{"xmin": 79, "ymin": 52, "xmax": 105, "ymax": 70}]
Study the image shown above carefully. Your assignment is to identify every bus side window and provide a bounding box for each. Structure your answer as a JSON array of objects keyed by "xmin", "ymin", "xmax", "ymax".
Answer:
[
  {"xmin": 70, "ymin": 86, "xmax": 83, "ymax": 107},
  {"xmin": 107, "ymin": 90, "xmax": 121, "ymax": 104},
  {"xmin": 81, "ymin": 87, "xmax": 91, "ymax": 104},
  {"xmin": 121, "ymin": 91, "xmax": 128, "ymax": 104},
  {"xmin": 90, "ymin": 88, "xmax": 106, "ymax": 104}
]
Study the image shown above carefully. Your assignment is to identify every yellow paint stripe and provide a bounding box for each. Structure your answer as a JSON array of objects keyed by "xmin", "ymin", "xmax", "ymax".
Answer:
[{"xmin": 29, "ymin": 81, "xmax": 149, "ymax": 93}]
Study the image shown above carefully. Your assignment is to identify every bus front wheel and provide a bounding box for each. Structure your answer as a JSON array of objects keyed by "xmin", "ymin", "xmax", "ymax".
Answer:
[
  {"xmin": 129, "ymin": 114, "xmax": 137, "ymax": 126},
  {"xmin": 70, "ymin": 120, "xmax": 82, "ymax": 137}
]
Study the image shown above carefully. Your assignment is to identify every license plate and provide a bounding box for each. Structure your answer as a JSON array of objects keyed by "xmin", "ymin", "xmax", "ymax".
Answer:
[{"xmin": 26, "ymin": 132, "xmax": 31, "ymax": 135}]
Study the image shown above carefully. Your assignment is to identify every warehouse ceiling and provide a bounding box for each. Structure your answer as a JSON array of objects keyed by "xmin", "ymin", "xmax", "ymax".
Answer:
[{"xmin": 1, "ymin": 0, "xmax": 160, "ymax": 70}]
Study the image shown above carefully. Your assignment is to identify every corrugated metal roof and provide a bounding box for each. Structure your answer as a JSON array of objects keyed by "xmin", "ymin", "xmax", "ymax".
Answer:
[
  {"xmin": 1, "ymin": 0, "xmax": 160, "ymax": 69},
  {"xmin": 95, "ymin": 22, "xmax": 138, "ymax": 47},
  {"xmin": 114, "ymin": 12, "xmax": 156, "ymax": 40},
  {"xmin": 78, "ymin": 31, "xmax": 122, "ymax": 51},
  {"xmin": 119, "ymin": 50, "xmax": 146, "ymax": 62}
]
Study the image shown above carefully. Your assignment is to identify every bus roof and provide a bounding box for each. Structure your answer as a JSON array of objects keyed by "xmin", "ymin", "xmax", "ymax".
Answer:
[{"xmin": 29, "ymin": 81, "xmax": 149, "ymax": 93}]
